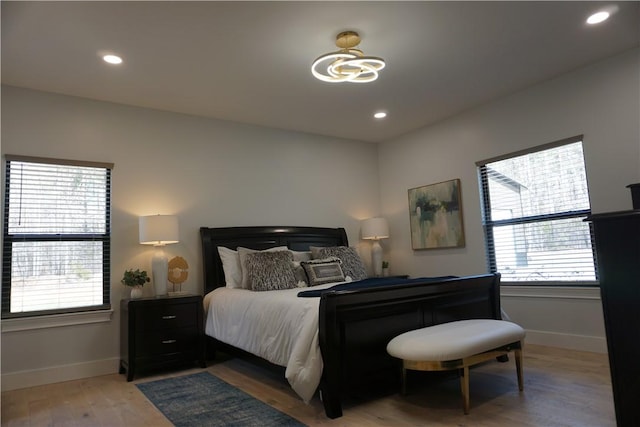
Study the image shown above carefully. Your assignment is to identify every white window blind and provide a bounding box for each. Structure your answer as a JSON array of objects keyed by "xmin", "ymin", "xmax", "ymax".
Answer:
[
  {"xmin": 2, "ymin": 156, "xmax": 112, "ymax": 317},
  {"xmin": 477, "ymin": 137, "xmax": 597, "ymax": 283}
]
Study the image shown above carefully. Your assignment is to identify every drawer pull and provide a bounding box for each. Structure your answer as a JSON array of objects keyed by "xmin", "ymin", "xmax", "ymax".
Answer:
[
  {"xmin": 162, "ymin": 339, "xmax": 177, "ymax": 344},
  {"xmin": 162, "ymin": 315, "xmax": 177, "ymax": 320}
]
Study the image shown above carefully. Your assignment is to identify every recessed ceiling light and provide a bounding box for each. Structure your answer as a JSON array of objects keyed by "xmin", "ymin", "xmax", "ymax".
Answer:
[
  {"xmin": 586, "ymin": 11, "xmax": 610, "ymax": 25},
  {"xmin": 374, "ymin": 112, "xmax": 387, "ymax": 119},
  {"xmin": 103, "ymin": 54, "xmax": 123, "ymax": 65}
]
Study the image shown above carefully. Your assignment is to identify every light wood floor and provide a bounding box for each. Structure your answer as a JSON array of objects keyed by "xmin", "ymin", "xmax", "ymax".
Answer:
[{"xmin": 1, "ymin": 344, "xmax": 615, "ymax": 426}]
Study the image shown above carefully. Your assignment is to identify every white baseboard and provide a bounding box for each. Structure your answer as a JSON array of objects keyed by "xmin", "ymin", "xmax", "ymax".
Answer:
[
  {"xmin": 524, "ymin": 329, "xmax": 607, "ymax": 353},
  {"xmin": 0, "ymin": 330, "xmax": 607, "ymax": 392},
  {"xmin": 1, "ymin": 357, "xmax": 120, "ymax": 392}
]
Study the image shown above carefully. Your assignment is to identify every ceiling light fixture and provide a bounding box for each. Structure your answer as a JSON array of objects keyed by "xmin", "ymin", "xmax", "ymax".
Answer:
[
  {"xmin": 586, "ymin": 11, "xmax": 610, "ymax": 24},
  {"xmin": 374, "ymin": 112, "xmax": 387, "ymax": 119},
  {"xmin": 312, "ymin": 31, "xmax": 385, "ymax": 83},
  {"xmin": 103, "ymin": 54, "xmax": 123, "ymax": 64}
]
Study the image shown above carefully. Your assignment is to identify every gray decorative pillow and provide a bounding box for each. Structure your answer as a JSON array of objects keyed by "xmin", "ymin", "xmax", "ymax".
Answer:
[
  {"xmin": 237, "ymin": 246, "xmax": 288, "ymax": 289},
  {"xmin": 301, "ymin": 257, "xmax": 345, "ymax": 286},
  {"xmin": 245, "ymin": 251, "xmax": 297, "ymax": 291},
  {"xmin": 311, "ymin": 246, "xmax": 367, "ymax": 281},
  {"xmin": 291, "ymin": 261, "xmax": 309, "ymax": 286}
]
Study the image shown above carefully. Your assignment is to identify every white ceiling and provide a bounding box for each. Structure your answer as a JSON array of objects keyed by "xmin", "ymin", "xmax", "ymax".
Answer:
[{"xmin": 2, "ymin": 1, "xmax": 639, "ymax": 143}]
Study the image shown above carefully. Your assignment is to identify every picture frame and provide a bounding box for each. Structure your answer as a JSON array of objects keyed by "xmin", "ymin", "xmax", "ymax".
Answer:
[{"xmin": 408, "ymin": 179, "xmax": 465, "ymax": 250}]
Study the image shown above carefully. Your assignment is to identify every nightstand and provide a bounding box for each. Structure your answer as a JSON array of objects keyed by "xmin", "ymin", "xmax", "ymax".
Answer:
[{"xmin": 119, "ymin": 294, "xmax": 205, "ymax": 381}]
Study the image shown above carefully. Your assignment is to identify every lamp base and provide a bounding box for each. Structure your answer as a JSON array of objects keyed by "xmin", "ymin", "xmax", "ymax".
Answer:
[
  {"xmin": 151, "ymin": 247, "xmax": 168, "ymax": 297},
  {"xmin": 371, "ymin": 240, "xmax": 383, "ymax": 277}
]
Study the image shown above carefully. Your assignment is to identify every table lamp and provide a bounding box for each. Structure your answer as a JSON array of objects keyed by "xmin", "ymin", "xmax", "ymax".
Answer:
[
  {"xmin": 361, "ymin": 217, "xmax": 389, "ymax": 277},
  {"xmin": 139, "ymin": 214, "xmax": 179, "ymax": 296}
]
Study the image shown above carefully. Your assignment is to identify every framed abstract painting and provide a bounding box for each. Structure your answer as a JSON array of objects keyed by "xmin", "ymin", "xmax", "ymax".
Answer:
[{"xmin": 408, "ymin": 179, "xmax": 465, "ymax": 250}]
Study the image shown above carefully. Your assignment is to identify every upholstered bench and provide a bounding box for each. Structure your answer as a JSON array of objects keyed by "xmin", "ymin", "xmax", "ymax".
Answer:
[{"xmin": 386, "ymin": 319, "xmax": 525, "ymax": 414}]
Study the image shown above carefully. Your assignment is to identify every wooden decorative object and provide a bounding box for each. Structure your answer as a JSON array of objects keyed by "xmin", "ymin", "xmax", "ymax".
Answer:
[{"xmin": 168, "ymin": 256, "xmax": 189, "ymax": 293}]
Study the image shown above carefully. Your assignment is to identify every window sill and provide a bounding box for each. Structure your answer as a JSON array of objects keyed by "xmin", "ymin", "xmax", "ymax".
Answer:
[
  {"xmin": 1, "ymin": 309, "xmax": 114, "ymax": 333},
  {"xmin": 500, "ymin": 285, "xmax": 601, "ymax": 300}
]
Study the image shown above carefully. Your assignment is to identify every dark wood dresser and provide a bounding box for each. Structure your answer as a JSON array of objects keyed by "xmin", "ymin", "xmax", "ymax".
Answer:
[
  {"xmin": 588, "ymin": 210, "xmax": 640, "ymax": 427},
  {"xmin": 119, "ymin": 294, "xmax": 205, "ymax": 381}
]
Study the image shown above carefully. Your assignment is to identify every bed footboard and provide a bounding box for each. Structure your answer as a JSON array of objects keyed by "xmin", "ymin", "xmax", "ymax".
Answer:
[{"xmin": 317, "ymin": 273, "xmax": 501, "ymax": 419}]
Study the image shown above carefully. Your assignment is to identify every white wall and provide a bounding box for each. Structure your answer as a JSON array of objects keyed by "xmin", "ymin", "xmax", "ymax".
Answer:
[
  {"xmin": 0, "ymin": 86, "xmax": 380, "ymax": 390},
  {"xmin": 378, "ymin": 48, "xmax": 640, "ymax": 353}
]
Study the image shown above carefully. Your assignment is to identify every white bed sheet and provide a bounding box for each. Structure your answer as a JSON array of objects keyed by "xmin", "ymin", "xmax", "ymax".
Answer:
[{"xmin": 204, "ymin": 283, "xmax": 337, "ymax": 403}]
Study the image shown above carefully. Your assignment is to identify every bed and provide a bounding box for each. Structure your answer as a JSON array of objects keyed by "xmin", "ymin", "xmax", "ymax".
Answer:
[{"xmin": 200, "ymin": 225, "xmax": 502, "ymax": 418}]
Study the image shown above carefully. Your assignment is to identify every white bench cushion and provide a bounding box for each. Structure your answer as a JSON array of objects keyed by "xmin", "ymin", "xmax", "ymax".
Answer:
[{"xmin": 387, "ymin": 319, "xmax": 525, "ymax": 361}]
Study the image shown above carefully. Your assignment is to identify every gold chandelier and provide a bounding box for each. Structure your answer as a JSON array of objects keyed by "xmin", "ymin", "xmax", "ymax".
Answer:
[{"xmin": 311, "ymin": 31, "xmax": 385, "ymax": 83}]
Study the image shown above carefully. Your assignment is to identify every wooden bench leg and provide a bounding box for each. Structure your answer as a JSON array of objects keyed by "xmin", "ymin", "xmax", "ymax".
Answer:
[
  {"xmin": 515, "ymin": 344, "xmax": 524, "ymax": 391},
  {"xmin": 460, "ymin": 365, "xmax": 470, "ymax": 414}
]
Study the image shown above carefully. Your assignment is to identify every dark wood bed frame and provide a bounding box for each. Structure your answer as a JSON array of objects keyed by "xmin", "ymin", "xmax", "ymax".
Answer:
[{"xmin": 200, "ymin": 225, "xmax": 502, "ymax": 419}]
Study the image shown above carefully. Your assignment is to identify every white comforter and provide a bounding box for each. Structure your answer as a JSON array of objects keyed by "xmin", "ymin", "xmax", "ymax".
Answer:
[{"xmin": 204, "ymin": 283, "xmax": 337, "ymax": 403}]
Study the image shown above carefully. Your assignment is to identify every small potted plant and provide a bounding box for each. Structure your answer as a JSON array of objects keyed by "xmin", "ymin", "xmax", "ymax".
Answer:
[
  {"xmin": 121, "ymin": 269, "xmax": 150, "ymax": 299},
  {"xmin": 382, "ymin": 261, "xmax": 390, "ymax": 277}
]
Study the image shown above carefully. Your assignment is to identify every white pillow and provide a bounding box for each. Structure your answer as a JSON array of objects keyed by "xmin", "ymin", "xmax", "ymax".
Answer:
[
  {"xmin": 291, "ymin": 250, "xmax": 312, "ymax": 262},
  {"xmin": 217, "ymin": 246, "xmax": 242, "ymax": 289},
  {"xmin": 237, "ymin": 246, "xmax": 288, "ymax": 289}
]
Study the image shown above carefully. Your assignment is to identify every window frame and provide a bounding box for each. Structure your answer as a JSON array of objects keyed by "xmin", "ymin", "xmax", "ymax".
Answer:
[
  {"xmin": 476, "ymin": 135, "xmax": 599, "ymax": 286},
  {"xmin": 2, "ymin": 155, "xmax": 113, "ymax": 319}
]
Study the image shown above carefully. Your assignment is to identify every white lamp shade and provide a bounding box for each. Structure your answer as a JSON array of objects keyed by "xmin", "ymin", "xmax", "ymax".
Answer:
[
  {"xmin": 361, "ymin": 217, "xmax": 389, "ymax": 240},
  {"xmin": 139, "ymin": 215, "xmax": 179, "ymax": 246}
]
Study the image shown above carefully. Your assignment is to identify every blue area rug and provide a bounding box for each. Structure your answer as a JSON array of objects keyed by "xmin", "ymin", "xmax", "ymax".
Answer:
[{"xmin": 137, "ymin": 371, "xmax": 306, "ymax": 427}]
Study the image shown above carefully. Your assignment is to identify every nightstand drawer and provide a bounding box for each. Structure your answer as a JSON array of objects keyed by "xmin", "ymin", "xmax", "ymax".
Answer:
[
  {"xmin": 134, "ymin": 302, "xmax": 197, "ymax": 330},
  {"xmin": 135, "ymin": 327, "xmax": 200, "ymax": 357}
]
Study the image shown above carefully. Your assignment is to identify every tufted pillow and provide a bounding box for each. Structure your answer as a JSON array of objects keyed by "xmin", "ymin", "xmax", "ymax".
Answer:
[
  {"xmin": 311, "ymin": 246, "xmax": 367, "ymax": 281},
  {"xmin": 245, "ymin": 250, "xmax": 297, "ymax": 291},
  {"xmin": 237, "ymin": 246, "xmax": 288, "ymax": 289},
  {"xmin": 291, "ymin": 261, "xmax": 309, "ymax": 286},
  {"xmin": 301, "ymin": 257, "xmax": 345, "ymax": 286},
  {"xmin": 289, "ymin": 250, "xmax": 313, "ymax": 286}
]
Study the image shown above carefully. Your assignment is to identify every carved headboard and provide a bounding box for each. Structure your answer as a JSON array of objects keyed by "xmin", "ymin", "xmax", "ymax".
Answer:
[{"xmin": 200, "ymin": 226, "xmax": 348, "ymax": 294}]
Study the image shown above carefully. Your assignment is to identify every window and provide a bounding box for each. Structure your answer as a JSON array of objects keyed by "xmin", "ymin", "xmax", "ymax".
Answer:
[
  {"xmin": 2, "ymin": 155, "xmax": 112, "ymax": 318},
  {"xmin": 477, "ymin": 136, "xmax": 597, "ymax": 284}
]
